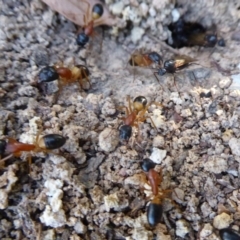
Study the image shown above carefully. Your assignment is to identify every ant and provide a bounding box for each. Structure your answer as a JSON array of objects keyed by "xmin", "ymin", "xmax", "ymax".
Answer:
[
  {"xmin": 0, "ymin": 133, "xmax": 66, "ymax": 164},
  {"xmin": 128, "ymin": 51, "xmax": 162, "ymax": 81},
  {"xmin": 129, "ymin": 51, "xmax": 163, "ymax": 67},
  {"xmin": 76, "ymin": 2, "xmax": 104, "ymax": 47},
  {"xmin": 118, "ymin": 96, "xmax": 161, "ymax": 142},
  {"xmin": 37, "ymin": 62, "xmax": 90, "ymax": 98},
  {"xmin": 141, "ymin": 158, "xmax": 172, "ymax": 227},
  {"xmin": 155, "ymin": 55, "xmax": 197, "ymax": 91},
  {"xmin": 168, "ymin": 18, "xmax": 225, "ymax": 49}
]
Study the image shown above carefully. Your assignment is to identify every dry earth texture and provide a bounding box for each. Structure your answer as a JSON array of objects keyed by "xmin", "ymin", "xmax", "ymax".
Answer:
[{"xmin": 0, "ymin": 0, "xmax": 240, "ymax": 239}]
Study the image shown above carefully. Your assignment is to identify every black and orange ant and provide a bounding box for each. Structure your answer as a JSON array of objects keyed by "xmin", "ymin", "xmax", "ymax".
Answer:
[
  {"xmin": 155, "ymin": 55, "xmax": 197, "ymax": 91},
  {"xmin": 76, "ymin": 2, "xmax": 104, "ymax": 47},
  {"xmin": 118, "ymin": 96, "xmax": 161, "ymax": 142},
  {"xmin": 168, "ymin": 18, "xmax": 225, "ymax": 49},
  {"xmin": 37, "ymin": 62, "xmax": 90, "ymax": 98},
  {"xmin": 141, "ymin": 158, "xmax": 172, "ymax": 227},
  {"xmin": 0, "ymin": 134, "xmax": 66, "ymax": 164}
]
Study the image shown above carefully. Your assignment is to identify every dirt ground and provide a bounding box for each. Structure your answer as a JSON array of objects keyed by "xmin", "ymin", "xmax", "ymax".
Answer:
[{"xmin": 0, "ymin": 0, "xmax": 240, "ymax": 239}]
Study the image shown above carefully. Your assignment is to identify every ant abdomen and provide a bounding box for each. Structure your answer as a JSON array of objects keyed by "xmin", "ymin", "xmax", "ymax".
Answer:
[
  {"xmin": 38, "ymin": 134, "xmax": 66, "ymax": 150},
  {"xmin": 92, "ymin": 4, "xmax": 104, "ymax": 20},
  {"xmin": 219, "ymin": 228, "xmax": 240, "ymax": 240},
  {"xmin": 119, "ymin": 125, "xmax": 132, "ymax": 142},
  {"xmin": 147, "ymin": 197, "xmax": 163, "ymax": 227},
  {"xmin": 38, "ymin": 66, "xmax": 59, "ymax": 83}
]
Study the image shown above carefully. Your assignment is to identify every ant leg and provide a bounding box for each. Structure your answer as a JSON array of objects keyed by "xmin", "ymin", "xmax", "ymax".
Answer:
[
  {"xmin": 173, "ymin": 74, "xmax": 180, "ymax": 93},
  {"xmin": 0, "ymin": 154, "xmax": 13, "ymax": 163},
  {"xmin": 118, "ymin": 106, "xmax": 129, "ymax": 116},
  {"xmin": 127, "ymin": 95, "xmax": 133, "ymax": 113},
  {"xmin": 82, "ymin": 68, "xmax": 91, "ymax": 89},
  {"xmin": 154, "ymin": 72, "xmax": 159, "ymax": 83}
]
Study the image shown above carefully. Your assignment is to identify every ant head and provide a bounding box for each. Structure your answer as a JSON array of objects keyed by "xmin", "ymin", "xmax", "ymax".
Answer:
[
  {"xmin": 0, "ymin": 140, "xmax": 7, "ymax": 156},
  {"xmin": 218, "ymin": 38, "xmax": 225, "ymax": 47},
  {"xmin": 119, "ymin": 125, "xmax": 132, "ymax": 142},
  {"xmin": 76, "ymin": 33, "xmax": 89, "ymax": 47},
  {"xmin": 92, "ymin": 3, "xmax": 104, "ymax": 20},
  {"xmin": 38, "ymin": 66, "xmax": 59, "ymax": 83},
  {"xmin": 148, "ymin": 52, "xmax": 163, "ymax": 65},
  {"xmin": 141, "ymin": 158, "xmax": 156, "ymax": 172},
  {"xmin": 133, "ymin": 96, "xmax": 147, "ymax": 111},
  {"xmin": 204, "ymin": 33, "xmax": 217, "ymax": 47},
  {"xmin": 158, "ymin": 68, "xmax": 167, "ymax": 76}
]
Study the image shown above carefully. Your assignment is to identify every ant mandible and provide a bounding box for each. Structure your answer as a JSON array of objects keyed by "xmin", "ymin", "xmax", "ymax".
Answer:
[
  {"xmin": 119, "ymin": 96, "xmax": 161, "ymax": 142},
  {"xmin": 76, "ymin": 1, "xmax": 104, "ymax": 47},
  {"xmin": 0, "ymin": 133, "xmax": 66, "ymax": 164}
]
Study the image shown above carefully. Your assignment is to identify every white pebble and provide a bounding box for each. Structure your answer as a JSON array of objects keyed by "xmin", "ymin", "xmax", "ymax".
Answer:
[
  {"xmin": 199, "ymin": 223, "xmax": 213, "ymax": 239},
  {"xmin": 99, "ymin": 128, "xmax": 119, "ymax": 152},
  {"xmin": 176, "ymin": 219, "xmax": 190, "ymax": 238},
  {"xmin": 111, "ymin": 2, "xmax": 124, "ymax": 15},
  {"xmin": 149, "ymin": 7, "xmax": 156, "ymax": 17},
  {"xmin": 74, "ymin": 220, "xmax": 87, "ymax": 234},
  {"xmin": 229, "ymin": 138, "xmax": 240, "ymax": 156},
  {"xmin": 0, "ymin": 190, "xmax": 8, "ymax": 209},
  {"xmin": 203, "ymin": 156, "xmax": 228, "ymax": 174},
  {"xmin": 140, "ymin": 3, "xmax": 149, "ymax": 17},
  {"xmin": 40, "ymin": 205, "xmax": 66, "ymax": 228},
  {"xmin": 219, "ymin": 77, "xmax": 232, "ymax": 89},
  {"xmin": 213, "ymin": 212, "xmax": 233, "ymax": 229},
  {"xmin": 153, "ymin": 135, "xmax": 165, "ymax": 148},
  {"xmin": 150, "ymin": 147, "xmax": 167, "ymax": 164},
  {"xmin": 131, "ymin": 27, "xmax": 145, "ymax": 44},
  {"xmin": 171, "ymin": 9, "xmax": 180, "ymax": 22}
]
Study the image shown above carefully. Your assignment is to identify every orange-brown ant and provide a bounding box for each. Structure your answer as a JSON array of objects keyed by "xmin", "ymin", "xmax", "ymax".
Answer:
[
  {"xmin": 0, "ymin": 134, "xmax": 66, "ymax": 164},
  {"xmin": 76, "ymin": 1, "xmax": 104, "ymax": 47},
  {"xmin": 129, "ymin": 51, "xmax": 162, "ymax": 67},
  {"xmin": 119, "ymin": 96, "xmax": 161, "ymax": 142},
  {"xmin": 37, "ymin": 62, "xmax": 91, "ymax": 99},
  {"xmin": 128, "ymin": 51, "xmax": 162, "ymax": 81}
]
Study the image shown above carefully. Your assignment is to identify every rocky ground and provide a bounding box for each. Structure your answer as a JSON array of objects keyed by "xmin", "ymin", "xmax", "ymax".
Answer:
[{"xmin": 0, "ymin": 0, "xmax": 240, "ymax": 239}]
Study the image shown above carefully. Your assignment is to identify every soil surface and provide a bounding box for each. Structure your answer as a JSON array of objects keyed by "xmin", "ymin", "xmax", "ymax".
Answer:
[{"xmin": 0, "ymin": 0, "xmax": 240, "ymax": 240}]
